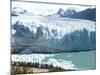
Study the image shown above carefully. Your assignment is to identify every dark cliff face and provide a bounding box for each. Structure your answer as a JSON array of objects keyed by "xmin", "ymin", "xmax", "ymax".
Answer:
[{"xmin": 70, "ymin": 8, "xmax": 96, "ymax": 21}]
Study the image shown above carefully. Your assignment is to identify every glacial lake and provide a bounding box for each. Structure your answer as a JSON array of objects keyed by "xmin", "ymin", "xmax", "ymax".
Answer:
[{"xmin": 12, "ymin": 50, "xmax": 96, "ymax": 70}]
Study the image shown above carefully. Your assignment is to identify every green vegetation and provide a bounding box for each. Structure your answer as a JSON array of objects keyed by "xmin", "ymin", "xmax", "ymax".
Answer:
[{"xmin": 11, "ymin": 61, "xmax": 76, "ymax": 75}]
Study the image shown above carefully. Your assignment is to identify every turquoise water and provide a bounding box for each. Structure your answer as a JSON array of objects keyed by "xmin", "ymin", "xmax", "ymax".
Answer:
[
  {"xmin": 12, "ymin": 50, "xmax": 96, "ymax": 70},
  {"xmin": 43, "ymin": 50, "xmax": 96, "ymax": 70}
]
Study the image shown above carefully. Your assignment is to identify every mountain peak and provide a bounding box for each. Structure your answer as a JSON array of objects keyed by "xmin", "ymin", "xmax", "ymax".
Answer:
[{"xmin": 12, "ymin": 7, "xmax": 27, "ymax": 16}]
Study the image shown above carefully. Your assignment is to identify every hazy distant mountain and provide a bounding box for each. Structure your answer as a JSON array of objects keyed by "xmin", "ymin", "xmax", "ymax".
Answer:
[
  {"xmin": 57, "ymin": 8, "xmax": 77, "ymax": 17},
  {"xmin": 11, "ymin": 12, "xmax": 18, "ymax": 16},
  {"xmin": 11, "ymin": 7, "xmax": 96, "ymax": 21},
  {"xmin": 69, "ymin": 8, "xmax": 96, "ymax": 21},
  {"xmin": 11, "ymin": 7, "xmax": 27, "ymax": 16},
  {"xmin": 57, "ymin": 8, "xmax": 96, "ymax": 21},
  {"xmin": 57, "ymin": 8, "xmax": 66, "ymax": 17}
]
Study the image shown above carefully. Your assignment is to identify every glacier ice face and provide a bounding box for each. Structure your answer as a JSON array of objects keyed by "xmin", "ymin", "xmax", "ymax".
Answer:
[{"xmin": 11, "ymin": 16, "xmax": 96, "ymax": 54}]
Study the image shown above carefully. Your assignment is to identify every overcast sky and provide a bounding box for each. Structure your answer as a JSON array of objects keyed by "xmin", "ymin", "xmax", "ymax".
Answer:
[{"xmin": 12, "ymin": 0, "xmax": 95, "ymax": 5}]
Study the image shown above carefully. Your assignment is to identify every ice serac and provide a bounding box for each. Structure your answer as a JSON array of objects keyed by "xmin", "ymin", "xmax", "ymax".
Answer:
[{"xmin": 11, "ymin": 16, "xmax": 96, "ymax": 54}]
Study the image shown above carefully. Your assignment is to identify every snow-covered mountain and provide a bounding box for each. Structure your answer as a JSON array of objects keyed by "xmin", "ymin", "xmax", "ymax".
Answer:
[
  {"xmin": 56, "ymin": 8, "xmax": 96, "ymax": 21},
  {"xmin": 57, "ymin": 8, "xmax": 77, "ymax": 17},
  {"xmin": 65, "ymin": 8, "xmax": 96, "ymax": 21},
  {"xmin": 11, "ymin": 16, "xmax": 96, "ymax": 54},
  {"xmin": 11, "ymin": 7, "xmax": 34, "ymax": 16},
  {"xmin": 11, "ymin": 7, "xmax": 26, "ymax": 16},
  {"xmin": 11, "ymin": 6, "xmax": 96, "ymax": 21}
]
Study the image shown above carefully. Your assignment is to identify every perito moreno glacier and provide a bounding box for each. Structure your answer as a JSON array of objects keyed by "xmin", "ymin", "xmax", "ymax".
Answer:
[{"xmin": 11, "ymin": 16, "xmax": 96, "ymax": 54}]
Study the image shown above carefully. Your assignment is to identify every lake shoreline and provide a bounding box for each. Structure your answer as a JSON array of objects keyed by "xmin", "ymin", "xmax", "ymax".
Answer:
[
  {"xmin": 11, "ymin": 49, "xmax": 95, "ymax": 54},
  {"xmin": 11, "ymin": 61, "xmax": 76, "ymax": 75}
]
